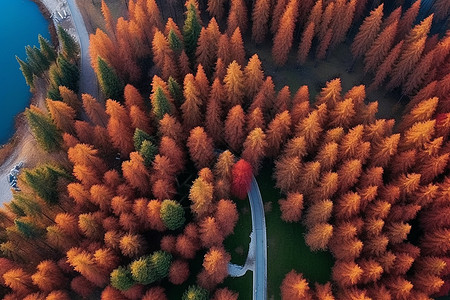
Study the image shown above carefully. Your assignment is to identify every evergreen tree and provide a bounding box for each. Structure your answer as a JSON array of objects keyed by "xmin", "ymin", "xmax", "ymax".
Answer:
[
  {"xmin": 24, "ymin": 164, "xmax": 68, "ymax": 205},
  {"xmin": 110, "ymin": 266, "xmax": 134, "ymax": 291},
  {"xmin": 16, "ymin": 56, "xmax": 34, "ymax": 88},
  {"xmin": 130, "ymin": 256, "xmax": 157, "ymax": 284},
  {"xmin": 97, "ymin": 56, "xmax": 124, "ymax": 101},
  {"xmin": 25, "ymin": 106, "xmax": 62, "ymax": 152},
  {"xmin": 133, "ymin": 128, "xmax": 153, "ymax": 150},
  {"xmin": 160, "ymin": 200, "xmax": 185, "ymax": 230},
  {"xmin": 57, "ymin": 25, "xmax": 79, "ymax": 60},
  {"xmin": 183, "ymin": 4, "xmax": 201, "ymax": 63},
  {"xmin": 183, "ymin": 285, "xmax": 209, "ymax": 300},
  {"xmin": 25, "ymin": 45, "xmax": 49, "ymax": 75},
  {"xmin": 14, "ymin": 218, "xmax": 42, "ymax": 239},
  {"xmin": 38, "ymin": 34, "xmax": 56, "ymax": 62},
  {"xmin": 150, "ymin": 250, "xmax": 172, "ymax": 278},
  {"xmin": 168, "ymin": 76, "xmax": 183, "ymax": 106},
  {"xmin": 151, "ymin": 86, "xmax": 172, "ymax": 120}
]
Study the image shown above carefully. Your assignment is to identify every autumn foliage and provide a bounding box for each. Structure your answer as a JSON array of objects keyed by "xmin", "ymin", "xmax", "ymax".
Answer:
[{"xmin": 7, "ymin": 0, "xmax": 450, "ymax": 299}]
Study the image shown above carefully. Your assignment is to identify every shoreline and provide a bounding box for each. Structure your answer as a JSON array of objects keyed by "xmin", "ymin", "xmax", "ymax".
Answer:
[{"xmin": 0, "ymin": 0, "xmax": 62, "ymax": 166}]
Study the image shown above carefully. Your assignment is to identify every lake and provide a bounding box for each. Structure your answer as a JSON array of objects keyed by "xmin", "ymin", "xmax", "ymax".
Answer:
[{"xmin": 0, "ymin": 0, "xmax": 50, "ymax": 145}]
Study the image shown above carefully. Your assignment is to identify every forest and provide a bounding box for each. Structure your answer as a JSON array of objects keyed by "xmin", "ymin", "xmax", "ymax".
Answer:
[{"xmin": 1, "ymin": 0, "xmax": 450, "ymax": 299}]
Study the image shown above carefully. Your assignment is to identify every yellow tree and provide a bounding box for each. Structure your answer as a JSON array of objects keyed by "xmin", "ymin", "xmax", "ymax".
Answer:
[
  {"xmin": 244, "ymin": 54, "xmax": 264, "ymax": 99},
  {"xmin": 224, "ymin": 61, "xmax": 245, "ymax": 108},
  {"xmin": 46, "ymin": 99, "xmax": 76, "ymax": 134},
  {"xmin": 189, "ymin": 177, "xmax": 214, "ymax": 219},
  {"xmin": 241, "ymin": 128, "xmax": 267, "ymax": 173}
]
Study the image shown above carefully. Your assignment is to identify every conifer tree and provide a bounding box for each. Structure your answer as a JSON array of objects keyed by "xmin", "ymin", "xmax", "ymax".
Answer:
[
  {"xmin": 351, "ymin": 4, "xmax": 384, "ymax": 60},
  {"xmin": 279, "ymin": 193, "xmax": 304, "ymax": 223},
  {"xmin": 265, "ymin": 111, "xmax": 292, "ymax": 157},
  {"xmin": 205, "ymin": 78, "xmax": 225, "ymax": 144},
  {"xmin": 25, "ymin": 106, "xmax": 62, "ymax": 152},
  {"xmin": 187, "ymin": 127, "xmax": 215, "ymax": 170},
  {"xmin": 319, "ymin": 2, "xmax": 334, "ymax": 40},
  {"xmin": 298, "ymin": 22, "xmax": 315, "ymax": 65},
  {"xmin": 304, "ymin": 199, "xmax": 333, "ymax": 228},
  {"xmin": 231, "ymin": 159, "xmax": 253, "ymax": 199},
  {"xmin": 181, "ymin": 74, "xmax": 203, "ymax": 130},
  {"xmin": 305, "ymin": 223, "xmax": 333, "ymax": 251},
  {"xmin": 106, "ymin": 99, "xmax": 134, "ymax": 156},
  {"xmin": 397, "ymin": 0, "xmax": 421, "ymax": 41},
  {"xmin": 207, "ymin": 0, "xmax": 225, "ymax": 20},
  {"xmin": 57, "ymin": 25, "xmax": 79, "ymax": 60},
  {"xmin": 227, "ymin": 0, "xmax": 248, "ymax": 34},
  {"xmin": 224, "ymin": 61, "xmax": 245, "ymax": 108},
  {"xmin": 230, "ymin": 28, "xmax": 246, "ymax": 67},
  {"xmin": 242, "ymin": 128, "xmax": 267, "ymax": 173},
  {"xmin": 272, "ymin": 0, "xmax": 298, "ymax": 66},
  {"xmin": 244, "ymin": 54, "xmax": 264, "ymax": 99},
  {"xmin": 274, "ymin": 156, "xmax": 301, "ymax": 193},
  {"xmin": 271, "ymin": 0, "xmax": 289, "ymax": 34},
  {"xmin": 217, "ymin": 34, "xmax": 232, "ymax": 67},
  {"xmin": 182, "ymin": 285, "xmax": 209, "ymax": 300},
  {"xmin": 16, "ymin": 56, "xmax": 34, "ymax": 89},
  {"xmin": 364, "ymin": 21, "xmax": 398, "ymax": 74},
  {"xmin": 97, "ymin": 56, "xmax": 124, "ymax": 100},
  {"xmin": 202, "ymin": 247, "xmax": 231, "ymax": 284},
  {"xmin": 183, "ymin": 3, "xmax": 201, "ymax": 63},
  {"xmin": 280, "ymin": 270, "xmax": 313, "ymax": 300},
  {"xmin": 46, "ymin": 99, "xmax": 76, "ymax": 134},
  {"xmin": 215, "ymin": 199, "xmax": 239, "ymax": 237},
  {"xmin": 224, "ymin": 105, "xmax": 246, "ymax": 153},
  {"xmin": 251, "ymin": 0, "xmax": 271, "ymax": 44}
]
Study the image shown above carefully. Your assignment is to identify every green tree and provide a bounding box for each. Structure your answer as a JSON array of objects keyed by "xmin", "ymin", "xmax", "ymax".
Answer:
[
  {"xmin": 139, "ymin": 140, "xmax": 158, "ymax": 167},
  {"xmin": 168, "ymin": 29, "xmax": 183, "ymax": 54},
  {"xmin": 168, "ymin": 76, "xmax": 183, "ymax": 106},
  {"xmin": 160, "ymin": 199, "xmax": 185, "ymax": 230},
  {"xmin": 25, "ymin": 106, "xmax": 62, "ymax": 152},
  {"xmin": 130, "ymin": 256, "xmax": 157, "ymax": 284},
  {"xmin": 151, "ymin": 250, "xmax": 172, "ymax": 278},
  {"xmin": 183, "ymin": 285, "xmax": 209, "ymax": 300},
  {"xmin": 38, "ymin": 34, "xmax": 57, "ymax": 62},
  {"xmin": 97, "ymin": 56, "xmax": 124, "ymax": 101},
  {"xmin": 133, "ymin": 128, "xmax": 153, "ymax": 150},
  {"xmin": 25, "ymin": 45, "xmax": 49, "ymax": 75},
  {"xmin": 14, "ymin": 218, "xmax": 42, "ymax": 239},
  {"xmin": 110, "ymin": 266, "xmax": 134, "ymax": 291},
  {"xmin": 57, "ymin": 25, "xmax": 79, "ymax": 60},
  {"xmin": 183, "ymin": 4, "xmax": 201, "ymax": 63},
  {"xmin": 56, "ymin": 55, "xmax": 79, "ymax": 91},
  {"xmin": 152, "ymin": 86, "xmax": 172, "ymax": 120},
  {"xmin": 16, "ymin": 56, "xmax": 34, "ymax": 88},
  {"xmin": 23, "ymin": 164, "xmax": 68, "ymax": 205}
]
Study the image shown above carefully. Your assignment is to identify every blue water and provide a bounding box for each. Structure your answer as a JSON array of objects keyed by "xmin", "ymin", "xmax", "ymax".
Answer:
[{"xmin": 0, "ymin": 0, "xmax": 50, "ymax": 145}]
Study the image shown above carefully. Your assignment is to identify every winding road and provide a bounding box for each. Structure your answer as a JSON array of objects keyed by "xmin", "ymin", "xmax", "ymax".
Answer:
[
  {"xmin": 66, "ymin": 0, "xmax": 98, "ymax": 98},
  {"xmin": 248, "ymin": 176, "xmax": 268, "ymax": 300}
]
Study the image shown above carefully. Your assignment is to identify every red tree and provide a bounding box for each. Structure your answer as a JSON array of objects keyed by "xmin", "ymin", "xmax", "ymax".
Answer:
[{"xmin": 231, "ymin": 159, "xmax": 253, "ymax": 199}]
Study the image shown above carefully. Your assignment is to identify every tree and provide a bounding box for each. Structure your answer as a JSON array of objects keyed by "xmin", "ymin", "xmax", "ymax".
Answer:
[
  {"xmin": 229, "ymin": 0, "xmax": 248, "ymax": 32},
  {"xmin": 97, "ymin": 56, "xmax": 124, "ymax": 101},
  {"xmin": 214, "ymin": 199, "xmax": 238, "ymax": 237},
  {"xmin": 295, "ymin": 110, "xmax": 322, "ymax": 150},
  {"xmin": 25, "ymin": 106, "xmax": 62, "ymax": 152},
  {"xmin": 400, "ymin": 120, "xmax": 436, "ymax": 150},
  {"xmin": 280, "ymin": 270, "xmax": 313, "ymax": 300},
  {"xmin": 183, "ymin": 3, "xmax": 201, "ymax": 62},
  {"xmin": 195, "ymin": 64, "xmax": 210, "ymax": 103},
  {"xmin": 230, "ymin": 28, "xmax": 246, "ymax": 67},
  {"xmin": 3, "ymin": 268, "xmax": 33, "ymax": 295},
  {"xmin": 24, "ymin": 164, "xmax": 67, "ymax": 205},
  {"xmin": 304, "ymin": 199, "xmax": 333, "ymax": 228},
  {"xmin": 386, "ymin": 277, "xmax": 413, "ymax": 300},
  {"xmin": 271, "ymin": 0, "xmax": 289, "ymax": 34},
  {"xmin": 187, "ymin": 127, "xmax": 215, "ymax": 169},
  {"xmin": 213, "ymin": 288, "xmax": 238, "ymax": 300},
  {"xmin": 364, "ymin": 21, "xmax": 398, "ymax": 72},
  {"xmin": 251, "ymin": 0, "xmax": 271, "ymax": 43},
  {"xmin": 244, "ymin": 54, "xmax": 264, "ymax": 100},
  {"xmin": 46, "ymin": 99, "xmax": 76, "ymax": 134},
  {"xmin": 159, "ymin": 136, "xmax": 185, "ymax": 173},
  {"xmin": 223, "ymin": 61, "xmax": 245, "ymax": 108},
  {"xmin": 298, "ymin": 21, "xmax": 315, "ymax": 64},
  {"xmin": 82, "ymin": 94, "xmax": 108, "ymax": 127},
  {"xmin": 31, "ymin": 260, "xmax": 67, "ymax": 292},
  {"xmin": 305, "ymin": 223, "xmax": 333, "ymax": 251},
  {"xmin": 143, "ymin": 287, "xmax": 168, "ymax": 300},
  {"xmin": 182, "ymin": 285, "xmax": 209, "ymax": 300},
  {"xmin": 106, "ymin": 99, "xmax": 134, "ymax": 156},
  {"xmin": 181, "ymin": 74, "xmax": 203, "ymax": 130},
  {"xmin": 169, "ymin": 260, "xmax": 190, "ymax": 285},
  {"xmin": 224, "ymin": 105, "xmax": 246, "ymax": 153},
  {"xmin": 332, "ymin": 261, "xmax": 363, "ymax": 287},
  {"xmin": 231, "ymin": 159, "xmax": 253, "ymax": 199},
  {"xmin": 207, "ymin": 0, "xmax": 225, "ymax": 19},
  {"xmin": 274, "ymin": 156, "xmax": 301, "ymax": 193},
  {"xmin": 189, "ymin": 177, "xmax": 214, "ymax": 219},
  {"xmin": 272, "ymin": 0, "xmax": 298, "ymax": 66},
  {"xmin": 351, "ymin": 4, "xmax": 384, "ymax": 59},
  {"xmin": 151, "ymin": 86, "xmax": 172, "ymax": 121},
  {"xmin": 110, "ymin": 266, "xmax": 134, "ymax": 291},
  {"xmin": 199, "ymin": 216, "xmax": 224, "ymax": 247},
  {"xmin": 119, "ymin": 233, "xmax": 145, "ymax": 258},
  {"xmin": 279, "ymin": 193, "xmax": 304, "ymax": 223},
  {"xmin": 312, "ymin": 171, "xmax": 339, "ymax": 203},
  {"xmin": 57, "ymin": 25, "xmax": 79, "ymax": 60},
  {"xmin": 241, "ymin": 128, "xmax": 267, "ymax": 173},
  {"xmin": 398, "ymin": 97, "xmax": 438, "ymax": 132},
  {"xmin": 387, "ymin": 37, "xmax": 426, "ymax": 90},
  {"xmin": 205, "ymin": 78, "xmax": 225, "ymax": 144},
  {"xmin": 370, "ymin": 41, "xmax": 404, "ymax": 89},
  {"xmin": 420, "ymin": 228, "xmax": 450, "ymax": 256},
  {"xmin": 203, "ymin": 247, "xmax": 231, "ymax": 284},
  {"xmin": 159, "ymin": 114, "xmax": 184, "ymax": 145},
  {"xmin": 160, "ymin": 200, "xmax": 185, "ymax": 230},
  {"xmin": 67, "ymin": 249, "xmax": 108, "ymax": 286}
]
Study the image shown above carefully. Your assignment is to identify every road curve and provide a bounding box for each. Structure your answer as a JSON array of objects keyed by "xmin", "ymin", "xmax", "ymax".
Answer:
[
  {"xmin": 248, "ymin": 176, "xmax": 268, "ymax": 300},
  {"xmin": 65, "ymin": 0, "xmax": 98, "ymax": 98}
]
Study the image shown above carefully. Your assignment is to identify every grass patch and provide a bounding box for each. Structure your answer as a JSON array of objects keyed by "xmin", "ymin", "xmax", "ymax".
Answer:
[
  {"xmin": 223, "ymin": 197, "xmax": 252, "ymax": 266},
  {"xmin": 221, "ymin": 272, "xmax": 252, "ymax": 299},
  {"xmin": 257, "ymin": 163, "xmax": 334, "ymax": 300}
]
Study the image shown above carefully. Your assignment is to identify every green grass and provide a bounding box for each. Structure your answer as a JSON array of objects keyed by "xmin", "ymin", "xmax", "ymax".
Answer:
[
  {"xmin": 223, "ymin": 197, "xmax": 252, "ymax": 266},
  {"xmin": 257, "ymin": 163, "xmax": 334, "ymax": 300},
  {"xmin": 221, "ymin": 272, "xmax": 253, "ymax": 299}
]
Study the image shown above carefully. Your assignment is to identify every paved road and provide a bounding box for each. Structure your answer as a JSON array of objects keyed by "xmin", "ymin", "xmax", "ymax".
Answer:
[
  {"xmin": 248, "ymin": 176, "xmax": 268, "ymax": 300},
  {"xmin": 66, "ymin": 0, "xmax": 98, "ymax": 98}
]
